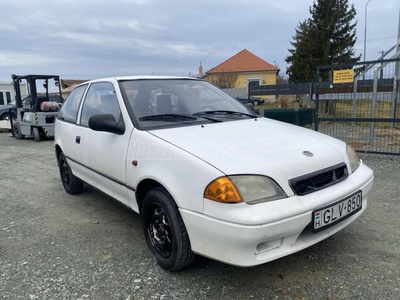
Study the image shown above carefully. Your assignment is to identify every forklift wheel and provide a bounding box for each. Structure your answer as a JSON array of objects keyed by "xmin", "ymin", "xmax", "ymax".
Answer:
[
  {"xmin": 13, "ymin": 123, "xmax": 25, "ymax": 140},
  {"xmin": 33, "ymin": 127, "xmax": 41, "ymax": 142}
]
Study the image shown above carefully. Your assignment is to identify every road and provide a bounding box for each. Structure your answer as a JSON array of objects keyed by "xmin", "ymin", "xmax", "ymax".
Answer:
[{"xmin": 0, "ymin": 132, "xmax": 399, "ymax": 300}]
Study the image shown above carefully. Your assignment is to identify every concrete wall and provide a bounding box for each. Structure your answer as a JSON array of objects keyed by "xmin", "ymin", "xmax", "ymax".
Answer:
[{"xmin": 234, "ymin": 71, "xmax": 277, "ymax": 88}]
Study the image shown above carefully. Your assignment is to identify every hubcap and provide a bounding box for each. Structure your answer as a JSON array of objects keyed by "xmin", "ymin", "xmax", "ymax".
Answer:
[
  {"xmin": 148, "ymin": 205, "xmax": 172, "ymax": 259},
  {"xmin": 61, "ymin": 160, "xmax": 70, "ymax": 186}
]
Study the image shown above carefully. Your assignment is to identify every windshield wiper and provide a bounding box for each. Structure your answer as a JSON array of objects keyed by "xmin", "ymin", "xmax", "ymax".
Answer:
[
  {"xmin": 139, "ymin": 113, "xmax": 197, "ymax": 121},
  {"xmin": 191, "ymin": 114, "xmax": 223, "ymax": 123},
  {"xmin": 194, "ymin": 110, "xmax": 257, "ymax": 118}
]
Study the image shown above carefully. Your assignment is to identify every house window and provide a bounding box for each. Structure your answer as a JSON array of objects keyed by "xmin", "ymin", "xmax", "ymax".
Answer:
[
  {"xmin": 6, "ymin": 92, "xmax": 11, "ymax": 103},
  {"xmin": 247, "ymin": 77, "xmax": 262, "ymax": 84},
  {"xmin": 0, "ymin": 91, "xmax": 12, "ymax": 105},
  {"xmin": 248, "ymin": 80, "xmax": 260, "ymax": 89}
]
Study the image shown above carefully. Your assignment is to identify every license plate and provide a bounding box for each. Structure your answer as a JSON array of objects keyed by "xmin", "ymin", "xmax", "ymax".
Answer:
[{"xmin": 312, "ymin": 190, "xmax": 362, "ymax": 233}]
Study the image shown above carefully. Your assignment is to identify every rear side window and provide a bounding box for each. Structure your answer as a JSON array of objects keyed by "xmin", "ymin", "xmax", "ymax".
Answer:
[{"xmin": 59, "ymin": 85, "xmax": 87, "ymax": 123}]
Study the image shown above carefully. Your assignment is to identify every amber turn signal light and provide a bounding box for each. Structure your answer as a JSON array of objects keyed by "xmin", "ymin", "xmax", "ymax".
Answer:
[{"xmin": 204, "ymin": 177, "xmax": 242, "ymax": 203}]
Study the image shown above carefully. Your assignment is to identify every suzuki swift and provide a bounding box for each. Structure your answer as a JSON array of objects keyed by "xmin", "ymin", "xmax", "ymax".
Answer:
[{"xmin": 55, "ymin": 77, "xmax": 374, "ymax": 271}]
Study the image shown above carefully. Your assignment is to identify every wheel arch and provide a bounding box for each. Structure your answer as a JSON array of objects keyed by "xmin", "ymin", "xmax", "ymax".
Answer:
[
  {"xmin": 55, "ymin": 144, "xmax": 63, "ymax": 166},
  {"xmin": 0, "ymin": 110, "xmax": 16, "ymax": 120},
  {"xmin": 135, "ymin": 178, "xmax": 166, "ymax": 214}
]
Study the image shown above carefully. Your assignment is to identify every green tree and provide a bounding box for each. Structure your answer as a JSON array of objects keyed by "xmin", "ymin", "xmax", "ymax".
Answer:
[{"xmin": 286, "ymin": 0, "xmax": 360, "ymax": 82}]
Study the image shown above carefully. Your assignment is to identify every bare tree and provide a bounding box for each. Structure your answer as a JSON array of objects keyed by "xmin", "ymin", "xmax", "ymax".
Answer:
[
  {"xmin": 276, "ymin": 73, "xmax": 288, "ymax": 84},
  {"xmin": 207, "ymin": 73, "xmax": 238, "ymax": 89}
]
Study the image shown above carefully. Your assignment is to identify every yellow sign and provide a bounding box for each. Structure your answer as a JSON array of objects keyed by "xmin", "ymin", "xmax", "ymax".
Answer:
[{"xmin": 333, "ymin": 69, "xmax": 354, "ymax": 84}]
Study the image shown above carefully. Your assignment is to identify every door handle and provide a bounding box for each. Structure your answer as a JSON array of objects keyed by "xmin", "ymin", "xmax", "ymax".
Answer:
[{"xmin": 75, "ymin": 136, "xmax": 81, "ymax": 144}]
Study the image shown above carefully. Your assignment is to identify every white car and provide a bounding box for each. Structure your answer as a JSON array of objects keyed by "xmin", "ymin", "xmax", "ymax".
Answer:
[{"xmin": 55, "ymin": 76, "xmax": 374, "ymax": 271}]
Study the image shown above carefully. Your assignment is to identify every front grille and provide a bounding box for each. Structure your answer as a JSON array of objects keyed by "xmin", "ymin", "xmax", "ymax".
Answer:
[{"xmin": 290, "ymin": 163, "xmax": 348, "ymax": 196}]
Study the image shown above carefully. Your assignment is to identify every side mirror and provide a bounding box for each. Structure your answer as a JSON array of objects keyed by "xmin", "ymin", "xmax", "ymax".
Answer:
[{"xmin": 89, "ymin": 114, "xmax": 125, "ymax": 135}]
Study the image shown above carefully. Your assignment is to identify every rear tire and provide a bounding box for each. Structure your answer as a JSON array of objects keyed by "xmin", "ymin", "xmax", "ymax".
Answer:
[
  {"xmin": 33, "ymin": 127, "xmax": 41, "ymax": 142},
  {"xmin": 59, "ymin": 152, "xmax": 83, "ymax": 194},
  {"xmin": 142, "ymin": 187, "xmax": 195, "ymax": 271},
  {"xmin": 12, "ymin": 123, "xmax": 25, "ymax": 139},
  {"xmin": 253, "ymin": 100, "xmax": 259, "ymax": 106}
]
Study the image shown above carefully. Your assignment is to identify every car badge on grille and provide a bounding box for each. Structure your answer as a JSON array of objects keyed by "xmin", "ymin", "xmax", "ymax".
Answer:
[{"xmin": 302, "ymin": 151, "xmax": 314, "ymax": 157}]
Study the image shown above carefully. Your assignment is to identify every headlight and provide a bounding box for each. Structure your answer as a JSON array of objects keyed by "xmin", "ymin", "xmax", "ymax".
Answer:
[
  {"xmin": 346, "ymin": 144, "xmax": 361, "ymax": 173},
  {"xmin": 204, "ymin": 175, "xmax": 287, "ymax": 204}
]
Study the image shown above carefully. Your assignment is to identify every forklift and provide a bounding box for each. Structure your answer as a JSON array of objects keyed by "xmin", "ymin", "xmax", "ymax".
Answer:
[{"xmin": 11, "ymin": 74, "xmax": 63, "ymax": 142}]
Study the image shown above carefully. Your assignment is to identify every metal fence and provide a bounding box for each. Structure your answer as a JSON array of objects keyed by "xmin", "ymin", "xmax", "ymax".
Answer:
[{"xmin": 315, "ymin": 58, "xmax": 400, "ymax": 155}]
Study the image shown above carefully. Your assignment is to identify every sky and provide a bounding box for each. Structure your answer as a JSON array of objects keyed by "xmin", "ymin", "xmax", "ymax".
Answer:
[{"xmin": 0, "ymin": 0, "xmax": 399, "ymax": 82}]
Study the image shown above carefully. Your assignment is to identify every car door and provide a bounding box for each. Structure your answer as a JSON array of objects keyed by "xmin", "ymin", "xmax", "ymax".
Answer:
[
  {"xmin": 56, "ymin": 84, "xmax": 88, "ymax": 161},
  {"xmin": 74, "ymin": 81, "xmax": 133, "ymax": 206}
]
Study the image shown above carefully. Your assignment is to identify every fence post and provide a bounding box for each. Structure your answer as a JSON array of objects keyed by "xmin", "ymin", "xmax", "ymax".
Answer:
[
  {"xmin": 309, "ymin": 82, "xmax": 313, "ymax": 108},
  {"xmin": 369, "ymin": 68, "xmax": 379, "ymax": 145},
  {"xmin": 390, "ymin": 75, "xmax": 398, "ymax": 128},
  {"xmin": 315, "ymin": 70, "xmax": 320, "ymax": 131},
  {"xmin": 352, "ymin": 74, "xmax": 358, "ymax": 131}
]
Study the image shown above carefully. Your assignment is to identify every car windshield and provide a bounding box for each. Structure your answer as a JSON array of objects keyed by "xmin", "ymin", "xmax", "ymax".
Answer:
[{"xmin": 119, "ymin": 79, "xmax": 257, "ymax": 129}]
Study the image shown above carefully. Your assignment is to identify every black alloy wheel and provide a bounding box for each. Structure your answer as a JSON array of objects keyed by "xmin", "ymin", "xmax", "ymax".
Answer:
[
  {"xmin": 148, "ymin": 204, "xmax": 173, "ymax": 259},
  {"xmin": 142, "ymin": 187, "xmax": 195, "ymax": 271},
  {"xmin": 58, "ymin": 152, "xmax": 83, "ymax": 194}
]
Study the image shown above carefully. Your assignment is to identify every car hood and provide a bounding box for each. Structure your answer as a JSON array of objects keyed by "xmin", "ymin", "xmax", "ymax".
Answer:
[{"xmin": 149, "ymin": 118, "xmax": 347, "ymax": 186}]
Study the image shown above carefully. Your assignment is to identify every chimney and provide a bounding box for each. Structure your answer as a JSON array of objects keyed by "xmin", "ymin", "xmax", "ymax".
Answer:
[{"xmin": 198, "ymin": 61, "xmax": 203, "ymax": 78}]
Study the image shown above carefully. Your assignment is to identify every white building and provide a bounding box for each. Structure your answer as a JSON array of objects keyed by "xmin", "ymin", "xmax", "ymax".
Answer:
[{"xmin": 0, "ymin": 81, "xmax": 28, "ymax": 106}]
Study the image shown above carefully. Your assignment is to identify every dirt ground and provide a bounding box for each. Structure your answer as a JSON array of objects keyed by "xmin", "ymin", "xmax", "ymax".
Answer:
[{"xmin": 0, "ymin": 132, "xmax": 399, "ymax": 300}]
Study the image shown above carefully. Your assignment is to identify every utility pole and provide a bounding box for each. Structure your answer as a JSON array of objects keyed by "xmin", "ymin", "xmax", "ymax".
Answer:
[
  {"xmin": 363, "ymin": 0, "xmax": 373, "ymax": 81},
  {"xmin": 363, "ymin": 0, "xmax": 373, "ymax": 63}
]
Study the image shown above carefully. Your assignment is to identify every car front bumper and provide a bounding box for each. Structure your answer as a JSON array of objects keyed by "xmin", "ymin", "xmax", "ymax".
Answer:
[{"xmin": 180, "ymin": 164, "xmax": 374, "ymax": 267}]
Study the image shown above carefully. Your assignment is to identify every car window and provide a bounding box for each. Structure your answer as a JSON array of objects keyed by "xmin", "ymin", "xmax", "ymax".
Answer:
[
  {"xmin": 59, "ymin": 85, "xmax": 87, "ymax": 123},
  {"xmin": 80, "ymin": 82, "xmax": 121, "ymax": 127},
  {"xmin": 119, "ymin": 79, "xmax": 254, "ymax": 129}
]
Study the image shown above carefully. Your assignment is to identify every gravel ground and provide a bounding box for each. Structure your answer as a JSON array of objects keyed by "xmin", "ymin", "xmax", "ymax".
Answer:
[{"xmin": 0, "ymin": 132, "xmax": 399, "ymax": 300}]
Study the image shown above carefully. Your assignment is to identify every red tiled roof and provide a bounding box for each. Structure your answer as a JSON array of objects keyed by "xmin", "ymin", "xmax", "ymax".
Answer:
[{"xmin": 206, "ymin": 49, "xmax": 278, "ymax": 74}]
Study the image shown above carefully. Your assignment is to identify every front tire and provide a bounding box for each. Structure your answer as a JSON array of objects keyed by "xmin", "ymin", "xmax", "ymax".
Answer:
[
  {"xmin": 59, "ymin": 152, "xmax": 83, "ymax": 194},
  {"xmin": 142, "ymin": 187, "xmax": 195, "ymax": 271}
]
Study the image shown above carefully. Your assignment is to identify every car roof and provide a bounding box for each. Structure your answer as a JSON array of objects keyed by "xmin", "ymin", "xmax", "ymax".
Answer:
[{"xmin": 81, "ymin": 76, "xmax": 200, "ymax": 84}]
